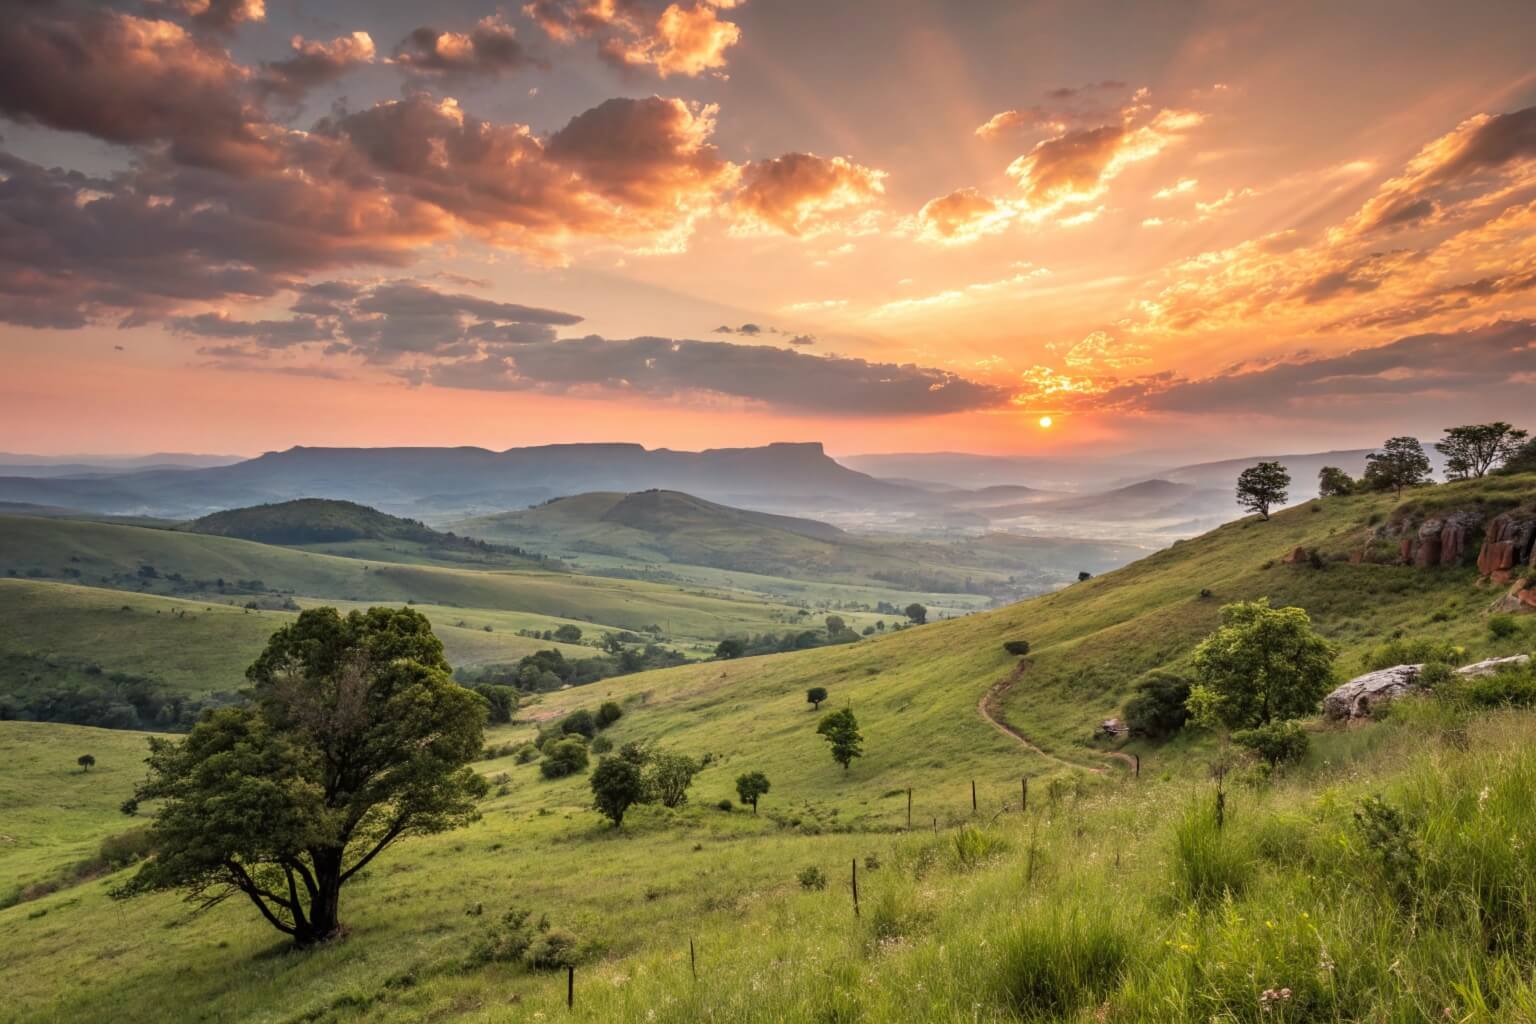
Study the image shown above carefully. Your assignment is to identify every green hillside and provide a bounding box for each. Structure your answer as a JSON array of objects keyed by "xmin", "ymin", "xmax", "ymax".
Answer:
[
  {"xmin": 185, "ymin": 498, "xmax": 546, "ymax": 569},
  {"xmin": 1, "ymin": 474, "xmax": 1533, "ymax": 1022},
  {"xmin": 0, "ymin": 514, "xmax": 803, "ymax": 643},
  {"xmin": 456, "ymin": 489, "xmax": 1142, "ymax": 597}
]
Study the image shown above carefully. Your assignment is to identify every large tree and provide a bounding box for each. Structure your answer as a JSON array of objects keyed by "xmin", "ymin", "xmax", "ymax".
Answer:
[
  {"xmin": 817, "ymin": 708, "xmax": 864, "ymax": 771},
  {"xmin": 1236, "ymin": 462, "xmax": 1290, "ymax": 520},
  {"xmin": 113, "ymin": 607, "xmax": 487, "ymax": 947},
  {"xmin": 1190, "ymin": 599, "xmax": 1336, "ymax": 730},
  {"xmin": 1435, "ymin": 422, "xmax": 1530, "ymax": 479},
  {"xmin": 1363, "ymin": 437, "xmax": 1433, "ymax": 496},
  {"xmin": 1503, "ymin": 436, "xmax": 1536, "ymax": 475}
]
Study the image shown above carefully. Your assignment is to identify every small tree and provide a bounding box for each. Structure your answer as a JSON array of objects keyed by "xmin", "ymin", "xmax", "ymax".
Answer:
[
  {"xmin": 904, "ymin": 603, "xmax": 927, "ymax": 625},
  {"xmin": 553, "ymin": 624, "xmax": 583, "ymax": 644},
  {"xmin": 1363, "ymin": 437, "xmax": 1433, "ymax": 496},
  {"xmin": 1233, "ymin": 720, "xmax": 1309, "ymax": 767},
  {"xmin": 1077, "ymin": 571, "xmax": 1093, "ymax": 582},
  {"xmin": 1436, "ymin": 422, "xmax": 1530, "ymax": 479},
  {"xmin": 112, "ymin": 607, "xmax": 487, "ymax": 947},
  {"xmin": 1501, "ymin": 436, "xmax": 1536, "ymax": 475},
  {"xmin": 825, "ymin": 615, "xmax": 846, "ymax": 635},
  {"xmin": 806, "ymin": 686, "xmax": 828, "ymax": 711},
  {"xmin": 77, "ymin": 753, "xmax": 96, "ymax": 772},
  {"xmin": 714, "ymin": 637, "xmax": 745, "ymax": 660},
  {"xmin": 817, "ymin": 708, "xmax": 863, "ymax": 771},
  {"xmin": 1317, "ymin": 466, "xmax": 1355, "ymax": 498},
  {"xmin": 1003, "ymin": 639, "xmax": 1031, "ymax": 657},
  {"xmin": 735, "ymin": 771, "xmax": 770, "ymax": 813},
  {"xmin": 589, "ymin": 757, "xmax": 646, "ymax": 827},
  {"xmin": 474, "ymin": 685, "xmax": 519, "ymax": 725},
  {"xmin": 1189, "ymin": 599, "xmax": 1336, "ymax": 730},
  {"xmin": 1236, "ymin": 461, "xmax": 1290, "ymax": 521},
  {"xmin": 645, "ymin": 751, "xmax": 700, "ymax": 808},
  {"xmin": 560, "ymin": 709, "xmax": 597, "ymax": 738}
]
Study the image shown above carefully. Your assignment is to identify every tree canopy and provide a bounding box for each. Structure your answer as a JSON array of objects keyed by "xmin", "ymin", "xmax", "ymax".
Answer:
[
  {"xmin": 1436, "ymin": 422, "xmax": 1530, "ymax": 479},
  {"xmin": 1190, "ymin": 599, "xmax": 1336, "ymax": 730},
  {"xmin": 817, "ymin": 708, "xmax": 864, "ymax": 771},
  {"xmin": 1236, "ymin": 461, "xmax": 1290, "ymax": 520},
  {"xmin": 904, "ymin": 603, "xmax": 927, "ymax": 625},
  {"xmin": 735, "ymin": 771, "xmax": 770, "ymax": 813},
  {"xmin": 1317, "ymin": 466, "xmax": 1355, "ymax": 498},
  {"xmin": 113, "ymin": 607, "xmax": 487, "ymax": 947},
  {"xmin": 1363, "ymin": 437, "xmax": 1433, "ymax": 496},
  {"xmin": 590, "ymin": 757, "xmax": 646, "ymax": 827}
]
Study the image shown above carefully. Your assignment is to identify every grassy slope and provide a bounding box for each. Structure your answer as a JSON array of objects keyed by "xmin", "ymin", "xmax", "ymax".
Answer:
[
  {"xmin": 0, "ymin": 581, "xmax": 590, "ymax": 698},
  {"xmin": 0, "ymin": 515, "xmax": 801, "ymax": 643},
  {"xmin": 1, "ymin": 476, "xmax": 1533, "ymax": 1022}
]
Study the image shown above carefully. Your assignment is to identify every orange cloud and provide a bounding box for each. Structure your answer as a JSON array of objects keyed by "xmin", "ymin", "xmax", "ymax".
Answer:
[
  {"xmin": 392, "ymin": 16, "xmax": 532, "ymax": 76},
  {"xmin": 525, "ymin": 0, "xmax": 745, "ymax": 78},
  {"xmin": 1008, "ymin": 108, "xmax": 1203, "ymax": 210},
  {"xmin": 731, "ymin": 153, "xmax": 886, "ymax": 236},
  {"xmin": 258, "ymin": 32, "xmax": 375, "ymax": 100},
  {"xmin": 913, "ymin": 188, "xmax": 1013, "ymax": 244}
]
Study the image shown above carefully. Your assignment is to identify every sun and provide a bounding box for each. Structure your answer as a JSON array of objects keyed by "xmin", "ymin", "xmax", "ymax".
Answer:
[{"xmin": 1038, "ymin": 415, "xmax": 1053, "ymax": 429}]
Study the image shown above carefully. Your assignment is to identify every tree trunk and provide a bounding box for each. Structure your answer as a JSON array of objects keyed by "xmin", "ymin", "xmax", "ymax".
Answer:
[{"xmin": 295, "ymin": 851, "xmax": 344, "ymax": 947}]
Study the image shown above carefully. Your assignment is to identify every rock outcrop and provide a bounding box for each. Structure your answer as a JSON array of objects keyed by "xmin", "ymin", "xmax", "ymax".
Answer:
[
  {"xmin": 1397, "ymin": 510, "xmax": 1485, "ymax": 568},
  {"xmin": 1476, "ymin": 511, "xmax": 1536, "ymax": 582},
  {"xmin": 1323, "ymin": 665, "xmax": 1423, "ymax": 720},
  {"xmin": 1323, "ymin": 654, "xmax": 1533, "ymax": 720}
]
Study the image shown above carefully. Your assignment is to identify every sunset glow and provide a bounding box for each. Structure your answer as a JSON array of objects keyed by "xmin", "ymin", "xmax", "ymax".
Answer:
[{"xmin": 0, "ymin": 1, "xmax": 1532, "ymax": 458}]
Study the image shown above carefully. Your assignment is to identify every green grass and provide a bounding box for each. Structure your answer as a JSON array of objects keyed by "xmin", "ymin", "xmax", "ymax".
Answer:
[{"xmin": 1, "ymin": 473, "xmax": 1534, "ymax": 1022}]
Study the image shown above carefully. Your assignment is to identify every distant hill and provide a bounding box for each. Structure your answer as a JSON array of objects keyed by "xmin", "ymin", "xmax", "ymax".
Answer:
[
  {"xmin": 1125, "ymin": 446, "xmax": 1451, "ymax": 496},
  {"xmin": 0, "ymin": 442, "xmax": 916, "ymax": 520},
  {"xmin": 979, "ymin": 479, "xmax": 1226, "ymax": 523},
  {"xmin": 840, "ymin": 451, "xmax": 1159, "ymax": 489},
  {"xmin": 189, "ymin": 498, "xmax": 477, "ymax": 547}
]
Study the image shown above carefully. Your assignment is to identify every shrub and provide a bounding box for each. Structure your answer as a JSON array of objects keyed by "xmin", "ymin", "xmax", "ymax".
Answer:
[
  {"xmin": 589, "ymin": 735, "xmax": 613, "ymax": 755},
  {"xmin": 1003, "ymin": 639, "xmax": 1031, "ymax": 657},
  {"xmin": 951, "ymin": 825, "xmax": 1008, "ymax": 869},
  {"xmin": 1359, "ymin": 636, "xmax": 1462, "ymax": 671},
  {"xmin": 645, "ymin": 751, "xmax": 700, "ymax": 808},
  {"xmin": 514, "ymin": 743, "xmax": 539, "ymax": 764},
  {"xmin": 539, "ymin": 738, "xmax": 590, "ymax": 779},
  {"xmin": 1122, "ymin": 670, "xmax": 1191, "ymax": 739},
  {"xmin": 594, "ymin": 701, "xmax": 623, "ymax": 728},
  {"xmin": 1169, "ymin": 802, "xmax": 1251, "ymax": 904},
  {"xmin": 1353, "ymin": 795, "xmax": 1420, "ymax": 907},
  {"xmin": 798, "ymin": 866, "xmax": 827, "ymax": 891},
  {"xmin": 1232, "ymin": 720, "xmax": 1309, "ymax": 767},
  {"xmin": 1452, "ymin": 667, "xmax": 1536, "ymax": 709},
  {"xmin": 560, "ymin": 709, "xmax": 597, "ymax": 738},
  {"xmin": 473, "ymin": 685, "xmax": 518, "ymax": 725},
  {"xmin": 98, "ymin": 827, "xmax": 155, "ymax": 869},
  {"xmin": 991, "ymin": 907, "xmax": 1132, "ymax": 1018},
  {"xmin": 552, "ymin": 624, "xmax": 583, "ymax": 644},
  {"xmin": 716, "ymin": 798, "xmax": 733, "ymax": 811},
  {"xmin": 1488, "ymin": 613, "xmax": 1521, "ymax": 640},
  {"xmin": 525, "ymin": 927, "xmax": 581, "ymax": 970}
]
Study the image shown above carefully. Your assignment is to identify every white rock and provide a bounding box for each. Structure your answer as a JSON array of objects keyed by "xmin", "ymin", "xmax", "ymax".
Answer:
[
  {"xmin": 1322, "ymin": 665, "xmax": 1423, "ymax": 720},
  {"xmin": 1455, "ymin": 654, "xmax": 1531, "ymax": 678}
]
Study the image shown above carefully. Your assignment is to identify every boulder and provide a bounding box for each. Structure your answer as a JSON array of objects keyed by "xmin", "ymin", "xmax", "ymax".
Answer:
[
  {"xmin": 1323, "ymin": 664, "xmax": 1422, "ymax": 720},
  {"xmin": 1477, "ymin": 511, "xmax": 1536, "ymax": 579},
  {"xmin": 1324, "ymin": 654, "xmax": 1534, "ymax": 720},
  {"xmin": 1456, "ymin": 654, "xmax": 1531, "ymax": 678},
  {"xmin": 1399, "ymin": 511, "xmax": 1484, "ymax": 568}
]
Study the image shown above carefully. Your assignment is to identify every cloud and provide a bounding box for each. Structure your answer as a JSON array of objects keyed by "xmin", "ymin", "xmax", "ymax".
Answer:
[
  {"xmin": 524, "ymin": 0, "xmax": 745, "ymax": 78},
  {"xmin": 414, "ymin": 335, "xmax": 1010, "ymax": 415},
  {"xmin": 714, "ymin": 323, "xmax": 763, "ymax": 335},
  {"xmin": 913, "ymin": 188, "xmax": 1013, "ymax": 244},
  {"xmin": 149, "ymin": 0, "xmax": 266, "ymax": 33},
  {"xmin": 1007, "ymin": 108, "xmax": 1203, "ymax": 211},
  {"xmin": 1348, "ymin": 105, "xmax": 1536, "ymax": 235},
  {"xmin": 1059, "ymin": 330, "xmax": 1149, "ymax": 370},
  {"xmin": 257, "ymin": 32, "xmax": 375, "ymax": 100},
  {"xmin": 0, "ymin": 8, "xmax": 271, "ymax": 172},
  {"xmin": 731, "ymin": 153, "xmax": 886, "ymax": 236},
  {"xmin": 392, "ymin": 16, "xmax": 532, "ymax": 76},
  {"xmin": 166, "ymin": 280, "xmax": 584, "ymax": 363},
  {"xmin": 975, "ymin": 81, "xmax": 1131, "ymax": 139}
]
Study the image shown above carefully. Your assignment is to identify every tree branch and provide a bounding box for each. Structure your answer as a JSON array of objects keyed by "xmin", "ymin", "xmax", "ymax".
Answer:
[
  {"xmin": 224, "ymin": 861, "xmax": 297, "ymax": 936},
  {"xmin": 340, "ymin": 816, "xmax": 410, "ymax": 883}
]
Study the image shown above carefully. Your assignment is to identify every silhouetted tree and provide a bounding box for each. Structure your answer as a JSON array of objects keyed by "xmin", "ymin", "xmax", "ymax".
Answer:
[
  {"xmin": 77, "ymin": 753, "xmax": 95, "ymax": 772},
  {"xmin": 904, "ymin": 603, "xmax": 927, "ymax": 625},
  {"xmin": 806, "ymin": 686, "xmax": 828, "ymax": 710},
  {"xmin": 1317, "ymin": 466, "xmax": 1355, "ymax": 497},
  {"xmin": 1363, "ymin": 437, "xmax": 1433, "ymax": 496},
  {"xmin": 714, "ymin": 638, "xmax": 745, "ymax": 660},
  {"xmin": 1236, "ymin": 461, "xmax": 1290, "ymax": 521},
  {"xmin": 1436, "ymin": 422, "xmax": 1530, "ymax": 479}
]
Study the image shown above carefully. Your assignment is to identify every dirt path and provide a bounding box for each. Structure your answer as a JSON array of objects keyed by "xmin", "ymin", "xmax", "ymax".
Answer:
[{"xmin": 978, "ymin": 661, "xmax": 1136, "ymax": 775}]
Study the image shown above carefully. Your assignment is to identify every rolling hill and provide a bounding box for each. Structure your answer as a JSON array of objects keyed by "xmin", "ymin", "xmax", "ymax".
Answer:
[{"xmin": 1, "ymin": 473, "xmax": 1532, "ymax": 1023}]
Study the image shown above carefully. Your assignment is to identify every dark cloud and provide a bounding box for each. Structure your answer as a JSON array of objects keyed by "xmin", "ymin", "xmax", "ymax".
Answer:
[
  {"xmin": 1092, "ymin": 321, "xmax": 1536, "ymax": 415},
  {"xmin": 392, "ymin": 16, "xmax": 532, "ymax": 76},
  {"xmin": 1044, "ymin": 80, "xmax": 1128, "ymax": 100},
  {"xmin": 1354, "ymin": 105, "xmax": 1536, "ymax": 233},
  {"xmin": 166, "ymin": 280, "xmax": 583, "ymax": 363},
  {"xmin": 714, "ymin": 323, "xmax": 762, "ymax": 335},
  {"xmin": 145, "ymin": 0, "xmax": 266, "ymax": 33},
  {"xmin": 0, "ymin": 7, "xmax": 271, "ymax": 172},
  {"xmin": 257, "ymin": 32, "xmax": 375, "ymax": 101},
  {"xmin": 414, "ymin": 336, "xmax": 1008, "ymax": 415}
]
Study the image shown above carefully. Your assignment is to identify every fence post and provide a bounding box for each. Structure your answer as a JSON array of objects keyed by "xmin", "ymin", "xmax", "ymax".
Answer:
[
  {"xmin": 567, "ymin": 965, "xmax": 574, "ymax": 1009},
  {"xmin": 1134, "ymin": 753, "xmax": 1141, "ymax": 778},
  {"xmin": 907, "ymin": 787, "xmax": 912, "ymax": 830},
  {"xmin": 971, "ymin": 780, "xmax": 977, "ymax": 812},
  {"xmin": 1021, "ymin": 776, "xmax": 1028, "ymax": 812},
  {"xmin": 690, "ymin": 937, "xmax": 696, "ymax": 980},
  {"xmin": 851, "ymin": 857, "xmax": 860, "ymax": 918}
]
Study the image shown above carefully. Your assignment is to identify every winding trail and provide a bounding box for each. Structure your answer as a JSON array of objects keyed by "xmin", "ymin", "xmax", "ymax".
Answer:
[{"xmin": 978, "ymin": 660, "xmax": 1137, "ymax": 775}]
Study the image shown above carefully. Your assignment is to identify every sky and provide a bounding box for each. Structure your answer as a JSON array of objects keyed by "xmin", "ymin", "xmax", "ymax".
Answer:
[{"xmin": 2, "ymin": 0, "xmax": 1535, "ymax": 459}]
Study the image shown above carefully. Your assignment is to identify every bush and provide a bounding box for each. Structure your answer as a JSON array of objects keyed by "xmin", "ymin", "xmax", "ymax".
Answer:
[
  {"xmin": 1451, "ymin": 667, "xmax": 1536, "ymax": 709},
  {"xmin": 539, "ymin": 738, "xmax": 590, "ymax": 779},
  {"xmin": 473, "ymin": 685, "xmax": 519, "ymax": 725},
  {"xmin": 1003, "ymin": 639, "xmax": 1031, "ymax": 657},
  {"xmin": 595, "ymin": 701, "xmax": 623, "ymax": 728},
  {"xmin": 98, "ymin": 828, "xmax": 155, "ymax": 869},
  {"xmin": 589, "ymin": 735, "xmax": 612, "ymax": 755},
  {"xmin": 951, "ymin": 825, "xmax": 1008, "ymax": 869},
  {"xmin": 645, "ymin": 751, "xmax": 700, "ymax": 808},
  {"xmin": 525, "ymin": 928, "xmax": 581, "ymax": 970},
  {"xmin": 1232, "ymin": 720, "xmax": 1309, "ymax": 767},
  {"xmin": 797, "ymin": 866, "xmax": 827, "ymax": 890},
  {"xmin": 560, "ymin": 709, "xmax": 597, "ymax": 738},
  {"xmin": 1359, "ymin": 636, "xmax": 1462, "ymax": 671},
  {"xmin": 716, "ymin": 798, "xmax": 733, "ymax": 811},
  {"xmin": 1122, "ymin": 670, "xmax": 1191, "ymax": 739},
  {"xmin": 1488, "ymin": 613, "xmax": 1521, "ymax": 640},
  {"xmin": 514, "ymin": 743, "xmax": 539, "ymax": 765},
  {"xmin": 991, "ymin": 907, "xmax": 1132, "ymax": 1018}
]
